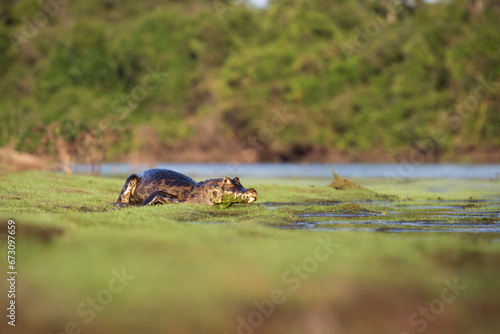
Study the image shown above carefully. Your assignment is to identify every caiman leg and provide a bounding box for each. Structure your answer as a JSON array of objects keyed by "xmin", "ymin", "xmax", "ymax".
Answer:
[
  {"xmin": 142, "ymin": 191, "xmax": 179, "ymax": 206},
  {"xmin": 116, "ymin": 174, "xmax": 140, "ymax": 207}
]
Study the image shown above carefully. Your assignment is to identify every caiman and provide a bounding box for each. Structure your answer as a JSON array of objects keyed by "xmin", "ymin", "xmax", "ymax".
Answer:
[{"xmin": 116, "ymin": 168, "xmax": 258, "ymax": 207}]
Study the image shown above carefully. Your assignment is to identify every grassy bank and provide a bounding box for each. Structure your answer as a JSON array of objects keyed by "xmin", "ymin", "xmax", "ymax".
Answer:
[{"xmin": 0, "ymin": 171, "xmax": 499, "ymax": 333}]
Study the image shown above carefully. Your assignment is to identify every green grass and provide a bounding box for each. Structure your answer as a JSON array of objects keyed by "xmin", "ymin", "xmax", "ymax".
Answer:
[{"xmin": 0, "ymin": 171, "xmax": 499, "ymax": 334}]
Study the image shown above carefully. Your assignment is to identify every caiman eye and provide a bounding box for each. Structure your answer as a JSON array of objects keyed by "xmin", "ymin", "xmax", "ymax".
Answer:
[{"xmin": 233, "ymin": 177, "xmax": 240, "ymax": 184}]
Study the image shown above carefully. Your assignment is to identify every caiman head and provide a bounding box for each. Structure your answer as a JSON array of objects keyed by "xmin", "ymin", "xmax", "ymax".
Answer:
[{"xmin": 206, "ymin": 177, "xmax": 257, "ymax": 206}]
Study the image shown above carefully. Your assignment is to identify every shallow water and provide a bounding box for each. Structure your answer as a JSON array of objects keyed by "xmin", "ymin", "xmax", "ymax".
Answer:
[
  {"xmin": 265, "ymin": 200, "xmax": 500, "ymax": 233},
  {"xmin": 74, "ymin": 162, "xmax": 500, "ymax": 179},
  {"xmin": 74, "ymin": 162, "xmax": 500, "ymax": 233}
]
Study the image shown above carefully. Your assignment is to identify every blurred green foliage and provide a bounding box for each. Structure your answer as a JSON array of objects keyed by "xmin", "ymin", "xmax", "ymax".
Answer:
[{"xmin": 0, "ymin": 0, "xmax": 499, "ymax": 160}]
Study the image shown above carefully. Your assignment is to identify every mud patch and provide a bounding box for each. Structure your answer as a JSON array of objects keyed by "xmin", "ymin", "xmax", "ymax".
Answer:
[
  {"xmin": 0, "ymin": 195, "xmax": 21, "ymax": 200},
  {"xmin": 78, "ymin": 206, "xmax": 107, "ymax": 213},
  {"xmin": 223, "ymin": 281, "xmax": 464, "ymax": 334},
  {"xmin": 55, "ymin": 188, "xmax": 91, "ymax": 194},
  {"xmin": 58, "ymin": 205, "xmax": 107, "ymax": 213},
  {"xmin": 432, "ymin": 249, "xmax": 500, "ymax": 270},
  {"xmin": 0, "ymin": 221, "xmax": 64, "ymax": 242}
]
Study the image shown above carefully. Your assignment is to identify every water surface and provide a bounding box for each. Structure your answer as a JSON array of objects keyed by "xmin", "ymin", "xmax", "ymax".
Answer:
[
  {"xmin": 74, "ymin": 162, "xmax": 500, "ymax": 179},
  {"xmin": 265, "ymin": 200, "xmax": 500, "ymax": 233}
]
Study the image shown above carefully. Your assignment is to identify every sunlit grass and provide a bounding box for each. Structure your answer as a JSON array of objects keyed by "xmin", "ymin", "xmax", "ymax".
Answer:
[{"xmin": 0, "ymin": 171, "xmax": 499, "ymax": 334}]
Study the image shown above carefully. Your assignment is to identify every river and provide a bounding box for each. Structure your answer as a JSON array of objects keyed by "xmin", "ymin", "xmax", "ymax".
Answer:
[{"xmin": 73, "ymin": 162, "xmax": 500, "ymax": 179}]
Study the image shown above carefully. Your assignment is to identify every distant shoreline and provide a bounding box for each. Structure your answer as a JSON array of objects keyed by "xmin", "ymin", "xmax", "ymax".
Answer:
[{"xmin": 2, "ymin": 145, "xmax": 500, "ymax": 175}]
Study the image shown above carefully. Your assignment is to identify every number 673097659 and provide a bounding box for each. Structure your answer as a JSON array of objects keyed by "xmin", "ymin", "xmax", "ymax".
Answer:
[{"xmin": 8, "ymin": 220, "xmax": 16, "ymax": 257}]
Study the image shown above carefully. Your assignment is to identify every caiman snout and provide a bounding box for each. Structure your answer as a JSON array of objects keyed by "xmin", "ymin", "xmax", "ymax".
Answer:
[{"xmin": 246, "ymin": 188, "xmax": 258, "ymax": 203}]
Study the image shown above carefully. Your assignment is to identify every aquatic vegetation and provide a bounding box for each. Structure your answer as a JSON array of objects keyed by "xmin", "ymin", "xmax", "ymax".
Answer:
[
  {"xmin": 327, "ymin": 166, "xmax": 370, "ymax": 191},
  {"xmin": 314, "ymin": 202, "xmax": 378, "ymax": 214}
]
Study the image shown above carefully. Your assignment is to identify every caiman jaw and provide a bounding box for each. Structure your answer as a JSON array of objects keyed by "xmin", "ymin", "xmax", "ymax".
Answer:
[
  {"xmin": 245, "ymin": 188, "xmax": 258, "ymax": 203},
  {"xmin": 211, "ymin": 188, "xmax": 258, "ymax": 205}
]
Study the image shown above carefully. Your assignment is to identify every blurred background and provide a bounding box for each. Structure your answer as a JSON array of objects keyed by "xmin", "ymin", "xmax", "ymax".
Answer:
[{"xmin": 1, "ymin": 0, "xmax": 499, "ymax": 172}]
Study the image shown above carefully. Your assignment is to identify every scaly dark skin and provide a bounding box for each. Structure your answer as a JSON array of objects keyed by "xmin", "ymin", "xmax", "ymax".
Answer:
[{"xmin": 116, "ymin": 168, "xmax": 258, "ymax": 207}]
